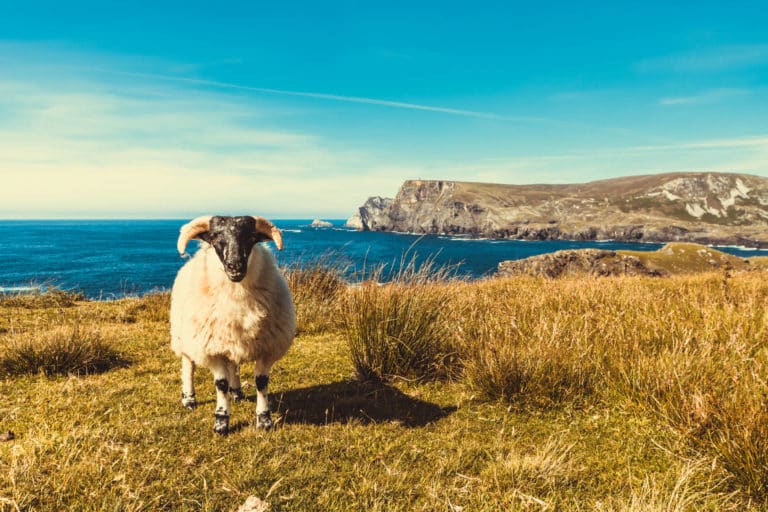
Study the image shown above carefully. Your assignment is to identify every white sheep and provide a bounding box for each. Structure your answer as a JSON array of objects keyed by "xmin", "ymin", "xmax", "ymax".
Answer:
[{"xmin": 170, "ymin": 215, "xmax": 296, "ymax": 435}]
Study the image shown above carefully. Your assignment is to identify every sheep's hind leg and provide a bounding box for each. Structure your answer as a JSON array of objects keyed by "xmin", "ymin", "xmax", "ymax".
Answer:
[
  {"xmin": 254, "ymin": 362, "xmax": 274, "ymax": 430},
  {"xmin": 228, "ymin": 362, "xmax": 245, "ymax": 402},
  {"xmin": 211, "ymin": 358, "xmax": 232, "ymax": 435},
  {"xmin": 180, "ymin": 355, "xmax": 197, "ymax": 409}
]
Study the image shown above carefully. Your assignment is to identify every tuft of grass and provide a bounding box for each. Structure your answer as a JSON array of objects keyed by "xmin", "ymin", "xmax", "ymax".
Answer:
[
  {"xmin": 342, "ymin": 257, "xmax": 459, "ymax": 381},
  {"xmin": 0, "ymin": 323, "xmax": 128, "ymax": 377},
  {"xmin": 0, "ymin": 287, "xmax": 85, "ymax": 309},
  {"xmin": 454, "ymin": 277, "xmax": 601, "ymax": 406},
  {"xmin": 123, "ymin": 291, "xmax": 170, "ymax": 322},
  {"xmin": 283, "ymin": 253, "xmax": 349, "ymax": 334}
]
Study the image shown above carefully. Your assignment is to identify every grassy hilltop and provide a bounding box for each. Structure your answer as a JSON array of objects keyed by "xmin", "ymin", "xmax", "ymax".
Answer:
[{"xmin": 2, "ymin": 260, "xmax": 768, "ymax": 510}]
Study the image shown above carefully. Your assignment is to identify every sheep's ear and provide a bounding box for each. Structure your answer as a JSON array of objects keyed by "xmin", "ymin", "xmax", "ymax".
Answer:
[
  {"xmin": 253, "ymin": 216, "xmax": 284, "ymax": 251},
  {"xmin": 177, "ymin": 216, "xmax": 212, "ymax": 256}
]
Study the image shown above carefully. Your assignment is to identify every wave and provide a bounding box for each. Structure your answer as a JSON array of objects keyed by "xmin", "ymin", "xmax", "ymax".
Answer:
[
  {"xmin": 710, "ymin": 244, "xmax": 768, "ymax": 252},
  {"xmin": 0, "ymin": 285, "xmax": 42, "ymax": 293},
  {"xmin": 282, "ymin": 229, "xmax": 302, "ymax": 233}
]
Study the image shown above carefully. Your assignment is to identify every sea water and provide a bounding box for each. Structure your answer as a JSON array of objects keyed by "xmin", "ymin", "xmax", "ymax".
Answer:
[{"xmin": 1, "ymin": 220, "xmax": 766, "ymax": 299}]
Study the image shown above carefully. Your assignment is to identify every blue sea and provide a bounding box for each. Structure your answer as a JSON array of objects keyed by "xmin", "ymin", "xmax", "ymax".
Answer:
[{"xmin": 1, "ymin": 220, "xmax": 766, "ymax": 299}]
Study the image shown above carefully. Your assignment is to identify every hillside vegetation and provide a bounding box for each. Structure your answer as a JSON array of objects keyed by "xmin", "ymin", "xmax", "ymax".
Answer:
[{"xmin": 2, "ymin": 264, "xmax": 768, "ymax": 510}]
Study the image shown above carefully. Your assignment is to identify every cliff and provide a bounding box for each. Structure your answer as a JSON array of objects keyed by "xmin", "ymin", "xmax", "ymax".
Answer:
[{"xmin": 346, "ymin": 173, "xmax": 768, "ymax": 247}]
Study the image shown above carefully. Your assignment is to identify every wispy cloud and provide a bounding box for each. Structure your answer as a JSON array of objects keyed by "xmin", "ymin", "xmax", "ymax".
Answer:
[
  {"xmin": 67, "ymin": 66, "xmax": 632, "ymax": 133},
  {"xmin": 636, "ymin": 44, "xmax": 768, "ymax": 73},
  {"xmin": 0, "ymin": 71, "xmax": 400, "ymax": 218},
  {"xmin": 399, "ymin": 135, "xmax": 768, "ymax": 185},
  {"xmin": 659, "ymin": 87, "xmax": 749, "ymax": 106}
]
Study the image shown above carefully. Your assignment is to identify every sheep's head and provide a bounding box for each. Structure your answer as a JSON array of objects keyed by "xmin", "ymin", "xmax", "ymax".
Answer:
[{"xmin": 177, "ymin": 215, "xmax": 284, "ymax": 282}]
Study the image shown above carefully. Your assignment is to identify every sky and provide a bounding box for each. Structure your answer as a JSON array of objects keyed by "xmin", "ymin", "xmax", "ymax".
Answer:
[{"xmin": 1, "ymin": 1, "xmax": 767, "ymax": 218}]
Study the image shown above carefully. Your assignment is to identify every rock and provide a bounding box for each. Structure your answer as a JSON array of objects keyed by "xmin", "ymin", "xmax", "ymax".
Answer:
[
  {"xmin": 0, "ymin": 431, "xmax": 15, "ymax": 442},
  {"xmin": 347, "ymin": 173, "xmax": 768, "ymax": 247},
  {"xmin": 234, "ymin": 495, "xmax": 270, "ymax": 512},
  {"xmin": 496, "ymin": 249, "xmax": 667, "ymax": 278},
  {"xmin": 310, "ymin": 219, "xmax": 333, "ymax": 228},
  {"xmin": 345, "ymin": 196, "xmax": 394, "ymax": 231}
]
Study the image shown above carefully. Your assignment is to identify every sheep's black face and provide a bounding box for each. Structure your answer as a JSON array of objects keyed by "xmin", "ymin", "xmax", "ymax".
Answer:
[{"xmin": 199, "ymin": 216, "xmax": 259, "ymax": 282}]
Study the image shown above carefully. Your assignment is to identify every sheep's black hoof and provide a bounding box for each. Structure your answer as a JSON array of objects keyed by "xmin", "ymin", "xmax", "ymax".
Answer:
[
  {"xmin": 230, "ymin": 387, "xmax": 245, "ymax": 401},
  {"xmin": 214, "ymin": 413, "xmax": 230, "ymax": 435},
  {"xmin": 256, "ymin": 411, "xmax": 273, "ymax": 430},
  {"xmin": 181, "ymin": 392, "xmax": 197, "ymax": 410}
]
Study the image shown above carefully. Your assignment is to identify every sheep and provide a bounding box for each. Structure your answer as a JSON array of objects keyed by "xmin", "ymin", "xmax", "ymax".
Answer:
[{"xmin": 170, "ymin": 215, "xmax": 296, "ymax": 435}]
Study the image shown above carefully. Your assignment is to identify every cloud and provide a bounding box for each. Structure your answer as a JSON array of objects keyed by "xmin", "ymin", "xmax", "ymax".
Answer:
[
  {"xmin": 659, "ymin": 88, "xmax": 749, "ymax": 106},
  {"xmin": 636, "ymin": 44, "xmax": 768, "ymax": 73},
  {"xmin": 0, "ymin": 67, "xmax": 401, "ymax": 218},
  {"xmin": 390, "ymin": 135, "xmax": 768, "ymax": 185}
]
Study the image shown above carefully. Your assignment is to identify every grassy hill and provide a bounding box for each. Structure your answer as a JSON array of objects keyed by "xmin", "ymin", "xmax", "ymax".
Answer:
[{"xmin": 2, "ymin": 266, "xmax": 768, "ymax": 510}]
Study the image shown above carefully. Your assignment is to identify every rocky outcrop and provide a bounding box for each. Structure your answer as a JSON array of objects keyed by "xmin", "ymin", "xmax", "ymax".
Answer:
[
  {"xmin": 347, "ymin": 173, "xmax": 768, "ymax": 247},
  {"xmin": 310, "ymin": 219, "xmax": 333, "ymax": 228},
  {"xmin": 496, "ymin": 249, "xmax": 667, "ymax": 278},
  {"xmin": 496, "ymin": 242, "xmax": 755, "ymax": 278},
  {"xmin": 345, "ymin": 196, "xmax": 394, "ymax": 231}
]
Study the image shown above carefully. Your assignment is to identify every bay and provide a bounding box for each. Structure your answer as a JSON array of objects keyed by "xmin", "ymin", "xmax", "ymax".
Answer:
[{"xmin": 1, "ymin": 220, "xmax": 765, "ymax": 299}]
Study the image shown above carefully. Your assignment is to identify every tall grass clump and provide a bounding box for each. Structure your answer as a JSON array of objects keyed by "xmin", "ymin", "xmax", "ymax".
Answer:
[
  {"xmin": 342, "ymin": 257, "xmax": 459, "ymax": 381},
  {"xmin": 454, "ymin": 277, "xmax": 605, "ymax": 406},
  {"xmin": 455, "ymin": 272, "xmax": 768, "ymax": 500},
  {"xmin": 284, "ymin": 252, "xmax": 349, "ymax": 334},
  {"xmin": 609, "ymin": 274, "xmax": 768, "ymax": 500},
  {"xmin": 0, "ymin": 323, "xmax": 128, "ymax": 377}
]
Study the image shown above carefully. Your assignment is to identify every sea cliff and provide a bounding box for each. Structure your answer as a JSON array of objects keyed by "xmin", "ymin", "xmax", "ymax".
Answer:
[{"xmin": 346, "ymin": 173, "xmax": 768, "ymax": 247}]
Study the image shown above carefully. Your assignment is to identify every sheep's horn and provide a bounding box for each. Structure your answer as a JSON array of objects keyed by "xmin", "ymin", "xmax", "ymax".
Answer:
[
  {"xmin": 177, "ymin": 216, "xmax": 212, "ymax": 256},
  {"xmin": 253, "ymin": 216, "xmax": 283, "ymax": 251}
]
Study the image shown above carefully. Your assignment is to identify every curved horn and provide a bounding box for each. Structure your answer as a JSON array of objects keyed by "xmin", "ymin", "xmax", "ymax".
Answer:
[
  {"xmin": 177, "ymin": 215, "xmax": 212, "ymax": 256},
  {"xmin": 253, "ymin": 216, "xmax": 283, "ymax": 251}
]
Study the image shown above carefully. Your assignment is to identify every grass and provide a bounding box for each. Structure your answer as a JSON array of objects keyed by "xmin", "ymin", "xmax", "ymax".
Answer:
[
  {"xmin": 2, "ymin": 267, "xmax": 768, "ymax": 510},
  {"xmin": 283, "ymin": 253, "xmax": 348, "ymax": 335},
  {"xmin": 0, "ymin": 322, "xmax": 129, "ymax": 378},
  {"xmin": 342, "ymin": 258, "xmax": 458, "ymax": 381}
]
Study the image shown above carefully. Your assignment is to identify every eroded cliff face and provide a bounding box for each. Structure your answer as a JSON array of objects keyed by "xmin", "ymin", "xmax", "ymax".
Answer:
[
  {"xmin": 344, "ymin": 196, "xmax": 394, "ymax": 231},
  {"xmin": 346, "ymin": 173, "xmax": 768, "ymax": 247}
]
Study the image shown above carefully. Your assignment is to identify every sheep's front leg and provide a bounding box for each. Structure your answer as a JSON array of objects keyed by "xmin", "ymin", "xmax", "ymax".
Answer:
[
  {"xmin": 180, "ymin": 355, "xmax": 197, "ymax": 409},
  {"xmin": 254, "ymin": 362, "xmax": 273, "ymax": 430},
  {"xmin": 227, "ymin": 362, "xmax": 245, "ymax": 402},
  {"xmin": 211, "ymin": 358, "xmax": 232, "ymax": 435}
]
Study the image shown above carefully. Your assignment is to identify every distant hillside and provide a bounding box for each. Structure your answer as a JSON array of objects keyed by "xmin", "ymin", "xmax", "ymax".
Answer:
[{"xmin": 346, "ymin": 173, "xmax": 768, "ymax": 247}]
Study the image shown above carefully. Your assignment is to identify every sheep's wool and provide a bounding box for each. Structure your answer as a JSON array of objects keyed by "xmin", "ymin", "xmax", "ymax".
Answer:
[{"xmin": 170, "ymin": 244, "xmax": 295, "ymax": 367}]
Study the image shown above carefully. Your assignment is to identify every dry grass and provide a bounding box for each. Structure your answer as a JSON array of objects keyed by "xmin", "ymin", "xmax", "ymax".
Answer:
[
  {"xmin": 2, "ymin": 269, "xmax": 768, "ymax": 509},
  {"xmin": 0, "ymin": 287, "xmax": 84, "ymax": 309},
  {"xmin": 0, "ymin": 323, "xmax": 128, "ymax": 377},
  {"xmin": 342, "ymin": 258, "xmax": 458, "ymax": 381},
  {"xmin": 283, "ymin": 253, "xmax": 348, "ymax": 334}
]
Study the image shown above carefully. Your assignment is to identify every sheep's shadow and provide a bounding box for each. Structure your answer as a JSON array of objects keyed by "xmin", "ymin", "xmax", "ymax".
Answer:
[{"xmin": 272, "ymin": 379, "xmax": 456, "ymax": 428}]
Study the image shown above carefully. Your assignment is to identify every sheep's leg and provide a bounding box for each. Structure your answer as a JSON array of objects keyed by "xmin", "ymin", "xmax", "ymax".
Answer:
[
  {"xmin": 180, "ymin": 355, "xmax": 197, "ymax": 409},
  {"xmin": 228, "ymin": 362, "xmax": 245, "ymax": 402},
  {"xmin": 254, "ymin": 362, "xmax": 273, "ymax": 430},
  {"xmin": 210, "ymin": 358, "xmax": 231, "ymax": 435}
]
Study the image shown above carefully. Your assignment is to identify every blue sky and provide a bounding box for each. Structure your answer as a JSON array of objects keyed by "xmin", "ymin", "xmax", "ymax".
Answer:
[{"xmin": 1, "ymin": 1, "xmax": 767, "ymax": 218}]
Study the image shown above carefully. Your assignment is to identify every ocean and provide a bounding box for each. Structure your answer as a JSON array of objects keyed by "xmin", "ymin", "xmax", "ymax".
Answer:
[{"xmin": 1, "ymin": 219, "xmax": 766, "ymax": 299}]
